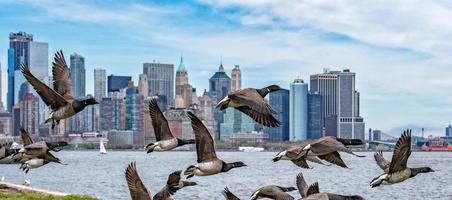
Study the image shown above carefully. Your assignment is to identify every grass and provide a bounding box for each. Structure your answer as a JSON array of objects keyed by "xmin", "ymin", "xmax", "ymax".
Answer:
[{"xmin": 0, "ymin": 193, "xmax": 98, "ymax": 200}]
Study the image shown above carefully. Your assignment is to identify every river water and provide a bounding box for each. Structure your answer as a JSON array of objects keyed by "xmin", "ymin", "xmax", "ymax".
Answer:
[{"xmin": 1, "ymin": 151, "xmax": 451, "ymax": 200}]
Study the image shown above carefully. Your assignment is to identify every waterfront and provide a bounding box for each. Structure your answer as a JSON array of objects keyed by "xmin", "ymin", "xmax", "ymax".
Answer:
[{"xmin": 1, "ymin": 151, "xmax": 451, "ymax": 200}]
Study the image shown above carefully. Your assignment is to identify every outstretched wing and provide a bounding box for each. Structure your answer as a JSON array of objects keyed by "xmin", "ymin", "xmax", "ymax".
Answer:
[
  {"xmin": 306, "ymin": 182, "xmax": 320, "ymax": 196},
  {"xmin": 52, "ymin": 50, "xmax": 74, "ymax": 100},
  {"xmin": 389, "ymin": 130, "xmax": 412, "ymax": 174},
  {"xmin": 296, "ymin": 173, "xmax": 309, "ymax": 198},
  {"xmin": 374, "ymin": 151, "xmax": 390, "ymax": 171},
  {"xmin": 188, "ymin": 112, "xmax": 217, "ymax": 162},
  {"xmin": 125, "ymin": 162, "xmax": 151, "ymax": 200},
  {"xmin": 20, "ymin": 127, "xmax": 33, "ymax": 146},
  {"xmin": 149, "ymin": 99, "xmax": 174, "ymax": 141},
  {"xmin": 21, "ymin": 65, "xmax": 68, "ymax": 109},
  {"xmin": 223, "ymin": 187, "xmax": 241, "ymax": 200}
]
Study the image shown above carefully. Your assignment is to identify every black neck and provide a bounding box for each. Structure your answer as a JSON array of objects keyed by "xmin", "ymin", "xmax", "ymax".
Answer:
[
  {"xmin": 221, "ymin": 162, "xmax": 241, "ymax": 172},
  {"xmin": 257, "ymin": 88, "xmax": 270, "ymax": 97},
  {"xmin": 73, "ymin": 100, "xmax": 90, "ymax": 113},
  {"xmin": 410, "ymin": 167, "xmax": 431, "ymax": 177}
]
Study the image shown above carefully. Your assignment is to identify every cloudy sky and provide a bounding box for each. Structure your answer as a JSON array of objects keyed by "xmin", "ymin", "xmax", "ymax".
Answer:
[{"xmin": 0, "ymin": 0, "xmax": 451, "ymax": 136}]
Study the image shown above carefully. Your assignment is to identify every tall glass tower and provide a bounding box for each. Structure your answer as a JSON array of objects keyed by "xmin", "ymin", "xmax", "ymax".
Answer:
[
  {"xmin": 70, "ymin": 53, "xmax": 85, "ymax": 98},
  {"xmin": 289, "ymin": 78, "xmax": 308, "ymax": 141}
]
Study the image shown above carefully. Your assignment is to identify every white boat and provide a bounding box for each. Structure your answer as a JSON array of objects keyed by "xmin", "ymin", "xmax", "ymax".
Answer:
[
  {"xmin": 238, "ymin": 146, "xmax": 264, "ymax": 152},
  {"xmin": 99, "ymin": 139, "xmax": 107, "ymax": 154}
]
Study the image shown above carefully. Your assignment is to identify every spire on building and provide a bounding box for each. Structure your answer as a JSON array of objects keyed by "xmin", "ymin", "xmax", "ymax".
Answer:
[{"xmin": 177, "ymin": 56, "xmax": 187, "ymax": 73}]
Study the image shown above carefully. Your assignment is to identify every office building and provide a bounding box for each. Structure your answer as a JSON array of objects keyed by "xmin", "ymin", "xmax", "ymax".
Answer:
[
  {"xmin": 446, "ymin": 125, "xmax": 452, "ymax": 137},
  {"xmin": 107, "ymin": 75, "xmax": 131, "ymax": 93},
  {"xmin": 70, "ymin": 53, "xmax": 85, "ymax": 98},
  {"xmin": 0, "ymin": 59, "xmax": 4, "ymax": 111},
  {"xmin": 307, "ymin": 93, "xmax": 323, "ymax": 140},
  {"xmin": 310, "ymin": 69, "xmax": 365, "ymax": 140},
  {"xmin": 219, "ymin": 108, "xmax": 255, "ymax": 141},
  {"xmin": 198, "ymin": 90, "xmax": 217, "ymax": 137},
  {"xmin": 94, "ymin": 69, "xmax": 106, "ymax": 100},
  {"xmin": 125, "ymin": 82, "xmax": 144, "ymax": 132},
  {"xmin": 373, "ymin": 130, "xmax": 382, "ymax": 141},
  {"xmin": 138, "ymin": 74, "xmax": 149, "ymax": 97},
  {"xmin": 289, "ymin": 78, "xmax": 308, "ymax": 141},
  {"xmin": 231, "ymin": 65, "xmax": 241, "ymax": 92},
  {"xmin": 265, "ymin": 89, "xmax": 289, "ymax": 142},
  {"xmin": 175, "ymin": 57, "xmax": 193, "ymax": 108},
  {"xmin": 165, "ymin": 108, "xmax": 195, "ymax": 140},
  {"xmin": 0, "ymin": 112, "xmax": 12, "ymax": 136},
  {"xmin": 20, "ymin": 92, "xmax": 39, "ymax": 136},
  {"xmin": 143, "ymin": 62, "xmax": 174, "ymax": 108},
  {"xmin": 209, "ymin": 63, "xmax": 231, "ymax": 104},
  {"xmin": 108, "ymin": 130, "xmax": 134, "ymax": 147},
  {"xmin": 99, "ymin": 97, "xmax": 126, "ymax": 131}
]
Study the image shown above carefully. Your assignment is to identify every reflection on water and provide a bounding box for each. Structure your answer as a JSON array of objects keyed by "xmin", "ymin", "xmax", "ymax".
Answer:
[{"xmin": 1, "ymin": 151, "xmax": 451, "ymax": 199}]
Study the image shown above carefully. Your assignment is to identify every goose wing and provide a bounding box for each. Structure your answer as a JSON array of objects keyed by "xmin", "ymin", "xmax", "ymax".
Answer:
[
  {"xmin": 296, "ymin": 173, "xmax": 309, "ymax": 198},
  {"xmin": 235, "ymin": 106, "xmax": 280, "ymax": 127},
  {"xmin": 374, "ymin": 151, "xmax": 390, "ymax": 171},
  {"xmin": 149, "ymin": 99, "xmax": 174, "ymax": 141},
  {"xmin": 125, "ymin": 162, "xmax": 151, "ymax": 200},
  {"xmin": 306, "ymin": 182, "xmax": 320, "ymax": 196},
  {"xmin": 42, "ymin": 152, "xmax": 60, "ymax": 163},
  {"xmin": 229, "ymin": 88, "xmax": 277, "ymax": 114},
  {"xmin": 21, "ymin": 65, "xmax": 68, "ymax": 110},
  {"xmin": 188, "ymin": 112, "xmax": 217, "ymax": 162},
  {"xmin": 223, "ymin": 187, "xmax": 241, "ymax": 200},
  {"xmin": 310, "ymin": 137, "xmax": 362, "ymax": 157},
  {"xmin": 20, "ymin": 127, "xmax": 33, "ymax": 146},
  {"xmin": 52, "ymin": 50, "xmax": 74, "ymax": 100},
  {"xmin": 389, "ymin": 130, "xmax": 412, "ymax": 174},
  {"xmin": 317, "ymin": 151, "xmax": 348, "ymax": 168},
  {"xmin": 291, "ymin": 158, "xmax": 310, "ymax": 169}
]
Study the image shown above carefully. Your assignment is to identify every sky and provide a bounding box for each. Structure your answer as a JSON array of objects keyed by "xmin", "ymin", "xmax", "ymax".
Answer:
[{"xmin": 0, "ymin": 0, "xmax": 451, "ymax": 136}]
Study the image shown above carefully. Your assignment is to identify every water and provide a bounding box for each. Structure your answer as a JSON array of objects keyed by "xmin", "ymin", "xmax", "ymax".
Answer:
[{"xmin": 1, "ymin": 151, "xmax": 451, "ymax": 200}]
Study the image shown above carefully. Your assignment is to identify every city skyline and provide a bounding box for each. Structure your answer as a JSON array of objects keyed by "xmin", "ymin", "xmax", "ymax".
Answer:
[{"xmin": 0, "ymin": 1, "xmax": 451, "ymax": 135}]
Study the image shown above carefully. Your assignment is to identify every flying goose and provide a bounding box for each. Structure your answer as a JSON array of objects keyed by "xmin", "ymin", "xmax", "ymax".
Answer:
[
  {"xmin": 13, "ymin": 128, "xmax": 67, "ymax": 162},
  {"xmin": 273, "ymin": 145, "xmax": 329, "ymax": 169},
  {"xmin": 20, "ymin": 127, "xmax": 67, "ymax": 152},
  {"xmin": 125, "ymin": 162, "xmax": 197, "ymax": 200},
  {"xmin": 250, "ymin": 185, "xmax": 296, "ymax": 200},
  {"xmin": 299, "ymin": 137, "xmax": 365, "ymax": 168},
  {"xmin": 216, "ymin": 85, "xmax": 281, "ymax": 127},
  {"xmin": 145, "ymin": 99, "xmax": 195, "ymax": 153},
  {"xmin": 21, "ymin": 50, "xmax": 98, "ymax": 129},
  {"xmin": 370, "ymin": 130, "xmax": 434, "ymax": 188},
  {"xmin": 296, "ymin": 172, "xmax": 364, "ymax": 200},
  {"xmin": 184, "ymin": 112, "xmax": 246, "ymax": 178}
]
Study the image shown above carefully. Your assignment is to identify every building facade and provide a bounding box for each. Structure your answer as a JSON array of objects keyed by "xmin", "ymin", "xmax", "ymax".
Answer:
[
  {"xmin": 107, "ymin": 75, "xmax": 131, "ymax": 93},
  {"xmin": 289, "ymin": 79, "xmax": 308, "ymax": 141},
  {"xmin": 143, "ymin": 62, "xmax": 174, "ymax": 108},
  {"xmin": 219, "ymin": 108, "xmax": 255, "ymax": 140},
  {"xmin": 94, "ymin": 69, "xmax": 107, "ymax": 100},
  {"xmin": 70, "ymin": 53, "xmax": 85, "ymax": 98},
  {"xmin": 138, "ymin": 74, "xmax": 149, "ymax": 97},
  {"xmin": 175, "ymin": 57, "xmax": 193, "ymax": 108},
  {"xmin": 446, "ymin": 125, "xmax": 452, "ymax": 137},
  {"xmin": 20, "ymin": 92, "xmax": 39, "ymax": 136},
  {"xmin": 265, "ymin": 89, "xmax": 290, "ymax": 142},
  {"xmin": 231, "ymin": 65, "xmax": 241, "ymax": 92},
  {"xmin": 99, "ymin": 97, "xmax": 126, "ymax": 131},
  {"xmin": 307, "ymin": 93, "xmax": 323, "ymax": 140}
]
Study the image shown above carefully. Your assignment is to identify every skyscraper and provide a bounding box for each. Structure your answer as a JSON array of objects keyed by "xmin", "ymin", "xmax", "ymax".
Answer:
[
  {"xmin": 94, "ymin": 69, "xmax": 106, "ymax": 100},
  {"xmin": 219, "ymin": 108, "xmax": 255, "ymax": 140},
  {"xmin": 7, "ymin": 32, "xmax": 48, "ymax": 111},
  {"xmin": 209, "ymin": 64, "xmax": 231, "ymax": 104},
  {"xmin": 20, "ymin": 92, "xmax": 39, "ymax": 136},
  {"xmin": 310, "ymin": 69, "xmax": 365, "ymax": 140},
  {"xmin": 143, "ymin": 62, "xmax": 174, "ymax": 108},
  {"xmin": 70, "ymin": 53, "xmax": 85, "ymax": 98},
  {"xmin": 100, "ymin": 97, "xmax": 126, "ymax": 131},
  {"xmin": 265, "ymin": 89, "xmax": 290, "ymax": 142},
  {"xmin": 138, "ymin": 74, "xmax": 149, "ymax": 97},
  {"xmin": 175, "ymin": 57, "xmax": 193, "ymax": 108},
  {"xmin": 289, "ymin": 78, "xmax": 308, "ymax": 141},
  {"xmin": 446, "ymin": 125, "xmax": 452, "ymax": 137},
  {"xmin": 125, "ymin": 82, "xmax": 144, "ymax": 132},
  {"xmin": 307, "ymin": 93, "xmax": 323, "ymax": 140},
  {"xmin": 107, "ymin": 75, "xmax": 131, "ymax": 93},
  {"xmin": 231, "ymin": 65, "xmax": 241, "ymax": 92},
  {"xmin": 0, "ymin": 58, "xmax": 4, "ymax": 111}
]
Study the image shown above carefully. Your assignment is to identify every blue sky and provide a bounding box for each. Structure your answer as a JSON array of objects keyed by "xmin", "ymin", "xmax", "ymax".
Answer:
[{"xmin": 1, "ymin": 0, "xmax": 452, "ymax": 136}]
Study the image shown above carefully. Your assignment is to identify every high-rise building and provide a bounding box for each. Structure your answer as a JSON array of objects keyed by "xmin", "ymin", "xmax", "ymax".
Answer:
[
  {"xmin": 265, "ymin": 89, "xmax": 290, "ymax": 142},
  {"xmin": 107, "ymin": 75, "xmax": 131, "ymax": 93},
  {"xmin": 231, "ymin": 65, "xmax": 241, "ymax": 92},
  {"xmin": 143, "ymin": 97, "xmax": 156, "ymax": 145},
  {"xmin": 20, "ymin": 92, "xmax": 39, "ymax": 136},
  {"xmin": 310, "ymin": 69, "xmax": 365, "ymax": 140},
  {"xmin": 289, "ymin": 78, "xmax": 308, "ymax": 141},
  {"xmin": 138, "ymin": 74, "xmax": 149, "ymax": 97},
  {"xmin": 0, "ymin": 58, "xmax": 4, "ymax": 111},
  {"xmin": 219, "ymin": 108, "xmax": 255, "ymax": 140},
  {"xmin": 307, "ymin": 93, "xmax": 323, "ymax": 140},
  {"xmin": 125, "ymin": 82, "xmax": 144, "ymax": 132},
  {"xmin": 12, "ymin": 105, "xmax": 20, "ymax": 136},
  {"xmin": 175, "ymin": 57, "xmax": 193, "ymax": 108},
  {"xmin": 100, "ymin": 97, "xmax": 126, "ymax": 131},
  {"xmin": 143, "ymin": 62, "xmax": 174, "ymax": 108},
  {"xmin": 0, "ymin": 112, "xmax": 12, "ymax": 136},
  {"xmin": 70, "ymin": 53, "xmax": 85, "ymax": 98},
  {"xmin": 165, "ymin": 108, "xmax": 195, "ymax": 140},
  {"xmin": 209, "ymin": 64, "xmax": 231, "ymax": 104},
  {"xmin": 94, "ymin": 69, "xmax": 106, "ymax": 100},
  {"xmin": 7, "ymin": 32, "xmax": 48, "ymax": 111},
  {"xmin": 198, "ymin": 90, "xmax": 217, "ymax": 137},
  {"xmin": 446, "ymin": 125, "xmax": 452, "ymax": 137}
]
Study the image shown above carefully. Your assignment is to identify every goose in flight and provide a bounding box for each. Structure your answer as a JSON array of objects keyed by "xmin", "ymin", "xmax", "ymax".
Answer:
[
  {"xmin": 370, "ymin": 130, "xmax": 434, "ymax": 188},
  {"xmin": 21, "ymin": 50, "xmax": 98, "ymax": 129},
  {"xmin": 216, "ymin": 85, "xmax": 281, "ymax": 127},
  {"xmin": 145, "ymin": 99, "xmax": 195, "ymax": 153}
]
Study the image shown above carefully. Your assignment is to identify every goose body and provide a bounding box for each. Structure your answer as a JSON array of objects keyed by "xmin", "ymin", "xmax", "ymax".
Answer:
[
  {"xmin": 250, "ymin": 185, "xmax": 296, "ymax": 200},
  {"xmin": 370, "ymin": 130, "xmax": 434, "ymax": 187},
  {"xmin": 146, "ymin": 99, "xmax": 195, "ymax": 153},
  {"xmin": 273, "ymin": 146, "xmax": 329, "ymax": 169},
  {"xmin": 297, "ymin": 172, "xmax": 364, "ymax": 200},
  {"xmin": 184, "ymin": 112, "xmax": 246, "ymax": 178},
  {"xmin": 0, "ymin": 145, "xmax": 16, "ymax": 160},
  {"xmin": 216, "ymin": 85, "xmax": 281, "ymax": 127}
]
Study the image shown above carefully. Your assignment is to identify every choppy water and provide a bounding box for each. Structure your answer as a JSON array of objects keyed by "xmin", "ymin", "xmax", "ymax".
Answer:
[{"xmin": 1, "ymin": 151, "xmax": 451, "ymax": 200}]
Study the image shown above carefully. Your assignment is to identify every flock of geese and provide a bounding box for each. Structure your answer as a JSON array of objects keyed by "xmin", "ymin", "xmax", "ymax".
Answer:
[{"xmin": 0, "ymin": 50, "xmax": 435, "ymax": 200}]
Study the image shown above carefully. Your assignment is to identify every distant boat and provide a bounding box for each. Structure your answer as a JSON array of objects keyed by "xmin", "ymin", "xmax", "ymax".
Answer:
[
  {"xmin": 238, "ymin": 146, "xmax": 264, "ymax": 152},
  {"xmin": 99, "ymin": 139, "xmax": 107, "ymax": 155}
]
